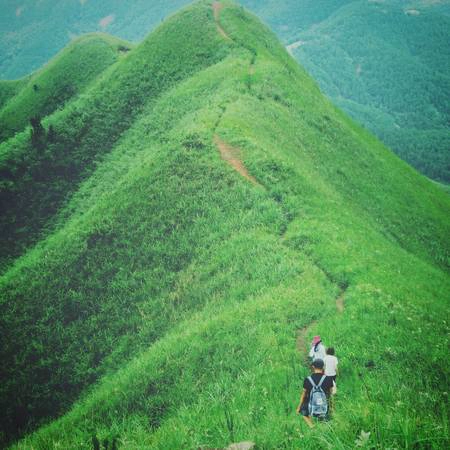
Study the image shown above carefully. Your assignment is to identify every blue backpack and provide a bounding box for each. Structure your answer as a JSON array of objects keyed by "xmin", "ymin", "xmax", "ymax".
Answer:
[{"xmin": 307, "ymin": 375, "xmax": 328, "ymax": 418}]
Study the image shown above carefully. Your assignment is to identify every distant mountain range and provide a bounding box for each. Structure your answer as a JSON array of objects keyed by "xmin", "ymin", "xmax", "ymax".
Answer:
[{"xmin": 288, "ymin": 0, "xmax": 450, "ymax": 183}]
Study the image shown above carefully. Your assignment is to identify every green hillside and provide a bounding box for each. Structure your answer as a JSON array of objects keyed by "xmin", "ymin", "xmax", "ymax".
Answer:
[
  {"xmin": 0, "ymin": 33, "xmax": 131, "ymax": 143},
  {"xmin": 0, "ymin": 78, "xmax": 29, "ymax": 110},
  {"xmin": 2, "ymin": 1, "xmax": 449, "ymax": 185},
  {"xmin": 1, "ymin": 1, "xmax": 449, "ymax": 449}
]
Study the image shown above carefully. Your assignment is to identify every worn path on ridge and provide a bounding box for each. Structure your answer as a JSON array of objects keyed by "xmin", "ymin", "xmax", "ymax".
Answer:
[
  {"xmin": 214, "ymin": 136, "xmax": 261, "ymax": 186},
  {"xmin": 213, "ymin": 2, "xmax": 231, "ymax": 40},
  {"xmin": 212, "ymin": 2, "xmax": 261, "ymax": 185},
  {"xmin": 296, "ymin": 288, "xmax": 346, "ymax": 363}
]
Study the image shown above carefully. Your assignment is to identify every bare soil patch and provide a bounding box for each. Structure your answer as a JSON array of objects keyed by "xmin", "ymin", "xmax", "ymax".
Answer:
[
  {"xmin": 296, "ymin": 289, "xmax": 346, "ymax": 364},
  {"xmin": 336, "ymin": 292, "xmax": 345, "ymax": 313},
  {"xmin": 296, "ymin": 320, "xmax": 318, "ymax": 364},
  {"xmin": 214, "ymin": 135, "xmax": 260, "ymax": 186},
  {"xmin": 286, "ymin": 40, "xmax": 306, "ymax": 55}
]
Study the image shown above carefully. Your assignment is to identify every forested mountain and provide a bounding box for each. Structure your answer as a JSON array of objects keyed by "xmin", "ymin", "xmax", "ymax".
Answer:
[
  {"xmin": 0, "ymin": 1, "xmax": 448, "ymax": 449},
  {"xmin": 1, "ymin": 0, "xmax": 449, "ymax": 182},
  {"xmin": 288, "ymin": 0, "xmax": 450, "ymax": 183}
]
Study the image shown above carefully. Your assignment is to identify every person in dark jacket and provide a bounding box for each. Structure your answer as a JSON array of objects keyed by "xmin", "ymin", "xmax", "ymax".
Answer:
[{"xmin": 296, "ymin": 358, "xmax": 333, "ymax": 428}]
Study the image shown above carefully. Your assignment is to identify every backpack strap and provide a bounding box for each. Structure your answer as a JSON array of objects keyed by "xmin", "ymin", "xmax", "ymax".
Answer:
[
  {"xmin": 307, "ymin": 376, "xmax": 317, "ymax": 389},
  {"xmin": 317, "ymin": 375, "xmax": 327, "ymax": 388}
]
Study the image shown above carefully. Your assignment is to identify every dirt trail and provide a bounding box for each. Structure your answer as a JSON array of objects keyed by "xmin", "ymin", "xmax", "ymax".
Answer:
[
  {"xmin": 336, "ymin": 291, "xmax": 345, "ymax": 313},
  {"xmin": 296, "ymin": 288, "xmax": 346, "ymax": 363},
  {"xmin": 214, "ymin": 135, "xmax": 260, "ymax": 186},
  {"xmin": 286, "ymin": 40, "xmax": 306, "ymax": 55},
  {"xmin": 212, "ymin": 2, "xmax": 231, "ymax": 40},
  {"xmin": 296, "ymin": 320, "xmax": 318, "ymax": 364}
]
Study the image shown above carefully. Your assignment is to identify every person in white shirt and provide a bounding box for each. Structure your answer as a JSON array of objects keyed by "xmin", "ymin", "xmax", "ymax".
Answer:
[
  {"xmin": 324, "ymin": 347, "xmax": 338, "ymax": 414},
  {"xmin": 308, "ymin": 335, "xmax": 326, "ymax": 362},
  {"xmin": 324, "ymin": 347, "xmax": 338, "ymax": 384}
]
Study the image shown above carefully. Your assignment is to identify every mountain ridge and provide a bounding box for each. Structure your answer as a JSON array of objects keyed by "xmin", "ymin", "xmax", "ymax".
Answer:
[
  {"xmin": 1, "ymin": 1, "xmax": 449, "ymax": 448},
  {"xmin": 1, "ymin": 0, "xmax": 449, "ymax": 183},
  {"xmin": 0, "ymin": 33, "xmax": 132, "ymax": 143}
]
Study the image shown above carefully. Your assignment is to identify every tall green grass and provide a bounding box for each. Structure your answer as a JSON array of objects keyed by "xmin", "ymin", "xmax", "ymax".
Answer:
[
  {"xmin": 0, "ymin": 34, "xmax": 131, "ymax": 143},
  {"xmin": 1, "ymin": 1, "xmax": 449, "ymax": 448},
  {"xmin": 0, "ymin": 3, "xmax": 228, "ymax": 272}
]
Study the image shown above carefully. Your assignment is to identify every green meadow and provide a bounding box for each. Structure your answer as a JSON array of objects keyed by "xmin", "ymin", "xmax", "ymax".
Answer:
[{"xmin": 0, "ymin": 1, "xmax": 448, "ymax": 448}]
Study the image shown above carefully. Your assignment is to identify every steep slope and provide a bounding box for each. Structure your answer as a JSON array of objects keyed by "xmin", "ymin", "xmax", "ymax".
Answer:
[
  {"xmin": 0, "ymin": 2, "xmax": 231, "ymax": 443},
  {"xmin": 0, "ymin": 8, "xmax": 227, "ymax": 273},
  {"xmin": 0, "ymin": 33, "xmax": 132, "ymax": 143},
  {"xmin": 288, "ymin": 0, "xmax": 450, "ymax": 182},
  {"xmin": 1, "ymin": 1, "xmax": 449, "ymax": 449},
  {"xmin": 0, "ymin": 78, "xmax": 29, "ymax": 110}
]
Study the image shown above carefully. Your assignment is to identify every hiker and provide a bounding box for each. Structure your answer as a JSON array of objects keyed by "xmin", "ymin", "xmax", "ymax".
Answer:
[
  {"xmin": 324, "ymin": 347, "xmax": 338, "ymax": 412},
  {"xmin": 296, "ymin": 358, "xmax": 333, "ymax": 428},
  {"xmin": 324, "ymin": 347, "xmax": 338, "ymax": 385},
  {"xmin": 308, "ymin": 335, "xmax": 326, "ymax": 362}
]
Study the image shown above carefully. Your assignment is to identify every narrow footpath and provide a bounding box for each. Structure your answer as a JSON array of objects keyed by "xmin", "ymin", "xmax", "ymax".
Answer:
[
  {"xmin": 212, "ymin": 2, "xmax": 231, "ymax": 40},
  {"xmin": 211, "ymin": 2, "xmax": 259, "ymax": 184},
  {"xmin": 214, "ymin": 136, "xmax": 260, "ymax": 186},
  {"xmin": 296, "ymin": 287, "xmax": 347, "ymax": 364}
]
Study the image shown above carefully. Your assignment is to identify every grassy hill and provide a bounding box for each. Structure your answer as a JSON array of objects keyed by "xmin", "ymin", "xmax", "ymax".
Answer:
[
  {"xmin": 0, "ymin": 33, "xmax": 132, "ymax": 270},
  {"xmin": 2, "ymin": 2, "xmax": 449, "ymax": 186},
  {"xmin": 0, "ymin": 33, "xmax": 132, "ymax": 143},
  {"xmin": 1, "ymin": 1, "xmax": 449, "ymax": 448}
]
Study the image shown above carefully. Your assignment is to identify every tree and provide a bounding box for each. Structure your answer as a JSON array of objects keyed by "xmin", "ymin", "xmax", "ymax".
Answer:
[
  {"xmin": 47, "ymin": 124, "xmax": 56, "ymax": 143},
  {"xmin": 30, "ymin": 116, "xmax": 45, "ymax": 150}
]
